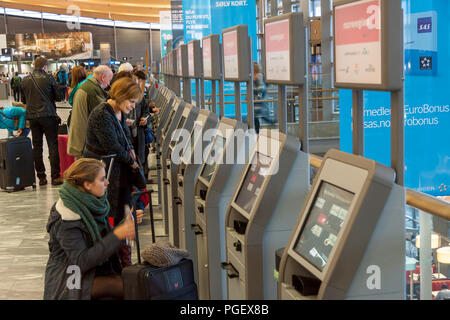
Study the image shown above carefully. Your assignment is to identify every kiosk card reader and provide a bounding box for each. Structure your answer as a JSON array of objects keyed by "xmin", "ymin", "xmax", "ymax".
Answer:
[
  {"xmin": 158, "ymin": 97, "xmax": 185, "ymax": 235},
  {"xmin": 163, "ymin": 104, "xmax": 200, "ymax": 246},
  {"xmin": 279, "ymin": 149, "xmax": 405, "ymax": 300},
  {"xmin": 176, "ymin": 110, "xmax": 219, "ymax": 282},
  {"xmin": 193, "ymin": 118, "xmax": 255, "ymax": 300},
  {"xmin": 222, "ymin": 129, "xmax": 309, "ymax": 299}
]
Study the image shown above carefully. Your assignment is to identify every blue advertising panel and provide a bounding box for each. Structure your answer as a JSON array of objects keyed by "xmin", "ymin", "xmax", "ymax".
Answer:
[
  {"xmin": 339, "ymin": 0, "xmax": 450, "ymax": 196},
  {"xmin": 182, "ymin": 0, "xmax": 257, "ymax": 117},
  {"xmin": 211, "ymin": 0, "xmax": 257, "ymax": 118}
]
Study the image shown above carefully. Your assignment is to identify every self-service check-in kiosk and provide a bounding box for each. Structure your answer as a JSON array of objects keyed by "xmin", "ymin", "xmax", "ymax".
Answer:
[
  {"xmin": 154, "ymin": 87, "xmax": 175, "ymax": 137},
  {"xmin": 222, "ymin": 129, "xmax": 309, "ymax": 300},
  {"xmin": 157, "ymin": 97, "xmax": 185, "ymax": 235},
  {"xmin": 279, "ymin": 149, "xmax": 405, "ymax": 300},
  {"xmin": 175, "ymin": 110, "xmax": 219, "ymax": 281},
  {"xmin": 193, "ymin": 119, "xmax": 255, "ymax": 300},
  {"xmin": 163, "ymin": 104, "xmax": 200, "ymax": 246}
]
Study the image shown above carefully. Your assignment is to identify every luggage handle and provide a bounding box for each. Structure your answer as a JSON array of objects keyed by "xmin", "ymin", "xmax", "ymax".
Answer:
[
  {"xmin": 131, "ymin": 189, "xmax": 155, "ymax": 265},
  {"xmin": 220, "ymin": 262, "xmax": 239, "ymax": 279},
  {"xmin": 100, "ymin": 154, "xmax": 117, "ymax": 181}
]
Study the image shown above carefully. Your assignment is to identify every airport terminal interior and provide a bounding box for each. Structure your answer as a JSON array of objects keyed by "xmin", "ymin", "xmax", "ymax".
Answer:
[{"xmin": 0, "ymin": 0, "xmax": 448, "ymax": 301}]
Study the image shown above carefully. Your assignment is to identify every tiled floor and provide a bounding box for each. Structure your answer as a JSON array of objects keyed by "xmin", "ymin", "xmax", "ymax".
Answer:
[{"xmin": 0, "ymin": 98, "xmax": 166, "ymax": 300}]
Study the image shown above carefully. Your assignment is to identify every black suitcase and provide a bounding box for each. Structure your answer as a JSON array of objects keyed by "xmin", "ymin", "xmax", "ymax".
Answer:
[
  {"xmin": 122, "ymin": 190, "xmax": 198, "ymax": 300},
  {"xmin": 0, "ymin": 136, "xmax": 36, "ymax": 192}
]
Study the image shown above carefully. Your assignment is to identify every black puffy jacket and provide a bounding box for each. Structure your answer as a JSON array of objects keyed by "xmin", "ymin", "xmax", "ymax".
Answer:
[{"xmin": 21, "ymin": 69, "xmax": 62, "ymax": 120}]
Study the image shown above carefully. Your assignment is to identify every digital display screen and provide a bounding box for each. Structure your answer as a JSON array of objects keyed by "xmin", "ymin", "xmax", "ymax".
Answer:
[
  {"xmin": 234, "ymin": 152, "xmax": 272, "ymax": 213},
  {"xmin": 293, "ymin": 182, "xmax": 354, "ymax": 271},
  {"xmin": 200, "ymin": 136, "xmax": 226, "ymax": 182},
  {"xmin": 170, "ymin": 117, "xmax": 186, "ymax": 148}
]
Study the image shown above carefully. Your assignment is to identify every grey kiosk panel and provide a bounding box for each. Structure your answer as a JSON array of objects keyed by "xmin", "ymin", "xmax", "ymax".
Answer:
[
  {"xmin": 193, "ymin": 118, "xmax": 254, "ymax": 300},
  {"xmin": 155, "ymin": 92, "xmax": 176, "ymax": 142},
  {"xmin": 177, "ymin": 44, "xmax": 189, "ymax": 78},
  {"xmin": 223, "ymin": 130, "xmax": 310, "ymax": 299},
  {"xmin": 263, "ymin": 12, "xmax": 305, "ymax": 85},
  {"xmin": 169, "ymin": 50, "xmax": 177, "ymax": 76},
  {"xmin": 176, "ymin": 110, "xmax": 219, "ymax": 284},
  {"xmin": 222, "ymin": 25, "xmax": 250, "ymax": 82},
  {"xmin": 333, "ymin": 0, "xmax": 403, "ymax": 91},
  {"xmin": 187, "ymin": 40, "xmax": 203, "ymax": 79},
  {"xmin": 202, "ymin": 34, "xmax": 222, "ymax": 81},
  {"xmin": 163, "ymin": 104, "xmax": 200, "ymax": 247},
  {"xmin": 279, "ymin": 149, "xmax": 405, "ymax": 300},
  {"xmin": 158, "ymin": 98, "xmax": 186, "ymax": 234}
]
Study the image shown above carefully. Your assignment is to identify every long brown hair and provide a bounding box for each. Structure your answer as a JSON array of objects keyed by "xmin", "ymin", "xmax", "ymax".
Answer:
[{"xmin": 71, "ymin": 66, "xmax": 87, "ymax": 88}]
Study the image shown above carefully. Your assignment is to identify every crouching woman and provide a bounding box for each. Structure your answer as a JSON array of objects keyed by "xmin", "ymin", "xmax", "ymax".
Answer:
[{"xmin": 44, "ymin": 158, "xmax": 135, "ymax": 300}]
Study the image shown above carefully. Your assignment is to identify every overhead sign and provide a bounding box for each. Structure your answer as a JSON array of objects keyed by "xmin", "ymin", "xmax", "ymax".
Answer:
[{"xmin": 0, "ymin": 55, "xmax": 11, "ymax": 62}]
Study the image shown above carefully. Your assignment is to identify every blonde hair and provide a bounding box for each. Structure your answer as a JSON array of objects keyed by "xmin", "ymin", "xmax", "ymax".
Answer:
[
  {"xmin": 64, "ymin": 158, "xmax": 105, "ymax": 189},
  {"xmin": 110, "ymin": 77, "xmax": 143, "ymax": 104}
]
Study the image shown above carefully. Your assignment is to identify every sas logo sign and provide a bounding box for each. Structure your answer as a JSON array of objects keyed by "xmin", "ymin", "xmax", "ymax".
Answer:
[{"xmin": 417, "ymin": 17, "xmax": 432, "ymax": 33}]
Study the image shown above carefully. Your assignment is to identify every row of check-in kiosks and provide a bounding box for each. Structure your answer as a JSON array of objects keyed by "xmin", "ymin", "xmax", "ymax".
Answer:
[{"xmin": 149, "ymin": 84, "xmax": 405, "ymax": 300}]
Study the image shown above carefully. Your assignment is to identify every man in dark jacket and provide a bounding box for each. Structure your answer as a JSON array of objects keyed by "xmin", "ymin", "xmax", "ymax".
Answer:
[{"xmin": 21, "ymin": 57, "xmax": 63, "ymax": 186}]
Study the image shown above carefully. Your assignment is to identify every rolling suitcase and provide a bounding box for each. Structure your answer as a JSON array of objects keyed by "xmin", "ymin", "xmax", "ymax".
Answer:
[
  {"xmin": 0, "ymin": 136, "xmax": 36, "ymax": 192},
  {"xmin": 58, "ymin": 134, "xmax": 75, "ymax": 177},
  {"xmin": 122, "ymin": 189, "xmax": 198, "ymax": 300}
]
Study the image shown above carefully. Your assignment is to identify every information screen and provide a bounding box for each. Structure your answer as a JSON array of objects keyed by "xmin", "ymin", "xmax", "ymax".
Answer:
[
  {"xmin": 177, "ymin": 47, "xmax": 182, "ymax": 77},
  {"xmin": 188, "ymin": 42, "xmax": 195, "ymax": 77},
  {"xmin": 170, "ymin": 117, "xmax": 186, "ymax": 148},
  {"xmin": 294, "ymin": 182, "xmax": 354, "ymax": 271},
  {"xmin": 200, "ymin": 136, "xmax": 226, "ymax": 182},
  {"xmin": 203, "ymin": 37, "xmax": 212, "ymax": 78},
  {"xmin": 334, "ymin": 0, "xmax": 382, "ymax": 85},
  {"xmin": 265, "ymin": 18, "xmax": 290, "ymax": 82},
  {"xmin": 223, "ymin": 30, "xmax": 239, "ymax": 79},
  {"xmin": 235, "ymin": 152, "xmax": 272, "ymax": 213}
]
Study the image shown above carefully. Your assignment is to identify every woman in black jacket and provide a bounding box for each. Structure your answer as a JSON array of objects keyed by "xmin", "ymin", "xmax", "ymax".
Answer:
[
  {"xmin": 44, "ymin": 158, "xmax": 136, "ymax": 300},
  {"xmin": 83, "ymin": 77, "xmax": 143, "ymax": 266}
]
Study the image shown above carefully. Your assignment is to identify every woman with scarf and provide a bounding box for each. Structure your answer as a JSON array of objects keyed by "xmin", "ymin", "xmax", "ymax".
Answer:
[
  {"xmin": 83, "ymin": 76, "xmax": 143, "ymax": 267},
  {"xmin": 43, "ymin": 158, "xmax": 135, "ymax": 300}
]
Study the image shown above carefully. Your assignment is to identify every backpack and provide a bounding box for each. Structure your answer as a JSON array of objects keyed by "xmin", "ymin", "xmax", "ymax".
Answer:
[
  {"xmin": 12, "ymin": 76, "xmax": 21, "ymax": 89},
  {"xmin": 58, "ymin": 69, "xmax": 67, "ymax": 86}
]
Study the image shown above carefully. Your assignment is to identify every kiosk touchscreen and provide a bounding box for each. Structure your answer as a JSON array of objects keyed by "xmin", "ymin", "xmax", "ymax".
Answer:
[
  {"xmin": 155, "ymin": 91, "xmax": 176, "ymax": 156},
  {"xmin": 175, "ymin": 110, "xmax": 219, "ymax": 282},
  {"xmin": 154, "ymin": 87, "xmax": 174, "ymax": 134},
  {"xmin": 193, "ymin": 118, "xmax": 255, "ymax": 300},
  {"xmin": 279, "ymin": 149, "xmax": 405, "ymax": 300},
  {"xmin": 222, "ymin": 130, "xmax": 309, "ymax": 300},
  {"xmin": 163, "ymin": 104, "xmax": 200, "ymax": 246},
  {"xmin": 157, "ymin": 97, "xmax": 185, "ymax": 235}
]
